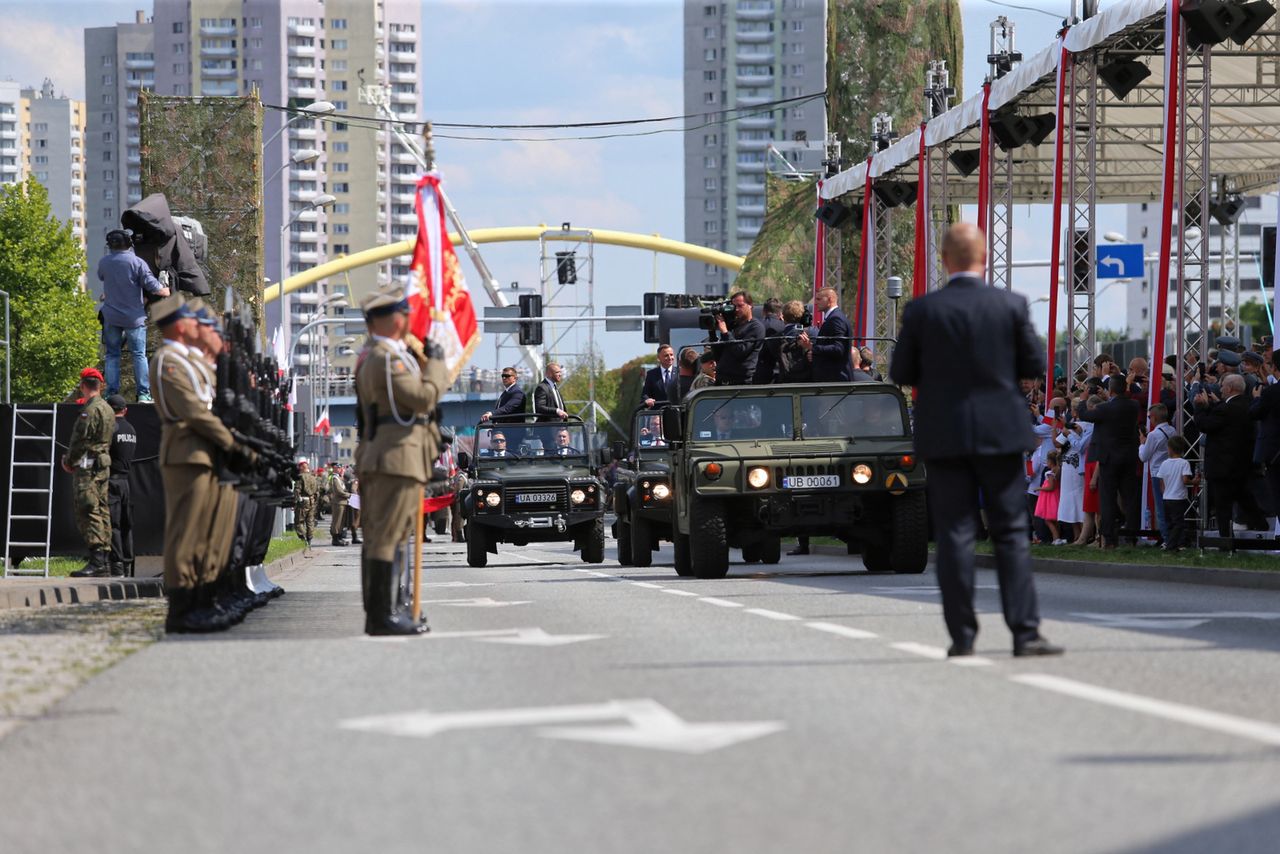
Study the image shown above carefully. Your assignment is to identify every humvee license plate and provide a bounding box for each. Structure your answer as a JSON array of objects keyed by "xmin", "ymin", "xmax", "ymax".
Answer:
[
  {"xmin": 515, "ymin": 492, "xmax": 558, "ymax": 504},
  {"xmin": 782, "ymin": 475, "xmax": 840, "ymax": 489}
]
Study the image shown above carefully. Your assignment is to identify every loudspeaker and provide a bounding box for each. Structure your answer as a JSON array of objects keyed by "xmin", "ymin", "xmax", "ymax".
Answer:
[
  {"xmin": 1231, "ymin": 0, "xmax": 1275, "ymax": 45},
  {"xmin": 518, "ymin": 293, "xmax": 543, "ymax": 346},
  {"xmin": 991, "ymin": 113, "xmax": 1035, "ymax": 151},
  {"xmin": 1027, "ymin": 114, "xmax": 1057, "ymax": 146},
  {"xmin": 815, "ymin": 200, "xmax": 852, "ymax": 229},
  {"xmin": 873, "ymin": 181, "xmax": 918, "ymax": 209},
  {"xmin": 1182, "ymin": 0, "xmax": 1246, "ymax": 49},
  {"xmin": 948, "ymin": 148, "xmax": 982, "ymax": 177},
  {"xmin": 1210, "ymin": 195, "xmax": 1246, "ymax": 225},
  {"xmin": 1098, "ymin": 59, "xmax": 1151, "ymax": 99},
  {"xmin": 554, "ymin": 251, "xmax": 577, "ymax": 285}
]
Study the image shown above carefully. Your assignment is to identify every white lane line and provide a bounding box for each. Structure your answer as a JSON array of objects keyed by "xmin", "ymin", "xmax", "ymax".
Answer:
[
  {"xmin": 699, "ymin": 597, "xmax": 745, "ymax": 608},
  {"xmin": 630, "ymin": 582, "xmax": 666, "ymax": 590},
  {"xmin": 1010, "ymin": 673, "xmax": 1280, "ymax": 747},
  {"xmin": 949, "ymin": 656, "xmax": 995, "ymax": 668},
  {"xmin": 662, "ymin": 588, "xmax": 699, "ymax": 597},
  {"xmin": 583, "ymin": 571, "xmax": 614, "ymax": 578},
  {"xmin": 744, "ymin": 608, "xmax": 802, "ymax": 621},
  {"xmin": 805, "ymin": 621, "xmax": 878, "ymax": 640},
  {"xmin": 890, "ymin": 642, "xmax": 949, "ymax": 661}
]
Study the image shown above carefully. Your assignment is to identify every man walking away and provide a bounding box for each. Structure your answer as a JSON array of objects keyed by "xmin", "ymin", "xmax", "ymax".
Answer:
[
  {"xmin": 98, "ymin": 229, "xmax": 170, "ymax": 402},
  {"xmin": 105, "ymin": 395, "xmax": 136, "ymax": 577},
  {"xmin": 889, "ymin": 223, "xmax": 1062, "ymax": 658},
  {"xmin": 66, "ymin": 374, "xmax": 117, "ymax": 577}
]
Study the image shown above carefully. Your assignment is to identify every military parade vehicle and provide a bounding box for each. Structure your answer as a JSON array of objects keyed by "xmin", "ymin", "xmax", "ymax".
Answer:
[
  {"xmin": 661, "ymin": 382, "xmax": 927, "ymax": 578},
  {"xmin": 461, "ymin": 416, "xmax": 608, "ymax": 567},
  {"xmin": 611, "ymin": 407, "xmax": 675, "ymax": 568}
]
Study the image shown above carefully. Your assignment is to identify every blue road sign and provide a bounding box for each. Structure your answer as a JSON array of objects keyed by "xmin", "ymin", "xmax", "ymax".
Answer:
[{"xmin": 1096, "ymin": 243, "xmax": 1144, "ymax": 279}]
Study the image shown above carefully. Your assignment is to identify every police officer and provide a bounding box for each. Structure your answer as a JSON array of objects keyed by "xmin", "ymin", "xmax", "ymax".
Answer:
[
  {"xmin": 150, "ymin": 293, "xmax": 255, "ymax": 633},
  {"xmin": 354, "ymin": 287, "xmax": 446, "ymax": 636},
  {"xmin": 105, "ymin": 394, "xmax": 137, "ymax": 577},
  {"xmin": 329, "ymin": 465, "xmax": 351, "ymax": 546},
  {"xmin": 293, "ymin": 459, "xmax": 320, "ymax": 550},
  {"xmin": 66, "ymin": 373, "xmax": 116, "ymax": 577}
]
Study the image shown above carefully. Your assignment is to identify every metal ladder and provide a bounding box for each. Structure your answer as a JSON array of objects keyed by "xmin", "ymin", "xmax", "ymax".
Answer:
[{"xmin": 4, "ymin": 405, "xmax": 59, "ymax": 577}]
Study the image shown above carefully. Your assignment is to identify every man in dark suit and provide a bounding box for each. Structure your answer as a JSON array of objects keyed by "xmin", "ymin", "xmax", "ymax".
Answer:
[
  {"xmin": 533, "ymin": 362, "xmax": 569, "ymax": 422},
  {"xmin": 799, "ymin": 286, "xmax": 853, "ymax": 382},
  {"xmin": 1250, "ymin": 357, "xmax": 1280, "ymax": 522},
  {"xmin": 752, "ymin": 298, "xmax": 786, "ymax": 384},
  {"xmin": 889, "ymin": 223, "xmax": 1061, "ymax": 658},
  {"xmin": 1196, "ymin": 373, "xmax": 1268, "ymax": 538},
  {"xmin": 642, "ymin": 344, "xmax": 678, "ymax": 407},
  {"xmin": 482, "ymin": 366, "xmax": 525, "ymax": 422},
  {"xmin": 1076, "ymin": 375, "xmax": 1142, "ymax": 546},
  {"xmin": 712, "ymin": 290, "xmax": 764, "ymax": 385}
]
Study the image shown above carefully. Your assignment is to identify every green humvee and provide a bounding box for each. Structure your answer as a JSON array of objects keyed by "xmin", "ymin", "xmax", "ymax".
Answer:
[
  {"xmin": 662, "ymin": 383, "xmax": 928, "ymax": 578},
  {"xmin": 611, "ymin": 407, "xmax": 675, "ymax": 568},
  {"xmin": 462, "ymin": 417, "xmax": 608, "ymax": 567}
]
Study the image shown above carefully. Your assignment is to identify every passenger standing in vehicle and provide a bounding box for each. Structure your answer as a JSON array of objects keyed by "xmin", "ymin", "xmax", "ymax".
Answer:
[
  {"xmin": 799, "ymin": 287, "xmax": 853, "ymax": 382},
  {"xmin": 643, "ymin": 344, "xmax": 678, "ymax": 407},
  {"xmin": 889, "ymin": 223, "xmax": 1062, "ymax": 659},
  {"xmin": 752, "ymin": 298, "xmax": 786, "ymax": 385},
  {"xmin": 482, "ymin": 367, "xmax": 525, "ymax": 422},
  {"xmin": 534, "ymin": 362, "xmax": 569, "ymax": 421},
  {"xmin": 713, "ymin": 291, "xmax": 764, "ymax": 385}
]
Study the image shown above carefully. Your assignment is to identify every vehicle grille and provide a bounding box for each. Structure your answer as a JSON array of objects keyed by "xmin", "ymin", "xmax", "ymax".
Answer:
[
  {"xmin": 770, "ymin": 441, "xmax": 844, "ymax": 455},
  {"xmin": 503, "ymin": 483, "xmax": 568, "ymax": 514},
  {"xmin": 774, "ymin": 462, "xmax": 841, "ymax": 482}
]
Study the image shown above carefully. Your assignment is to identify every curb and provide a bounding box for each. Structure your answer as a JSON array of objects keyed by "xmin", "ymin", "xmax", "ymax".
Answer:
[
  {"xmin": 809, "ymin": 544, "xmax": 1280, "ymax": 591},
  {"xmin": 0, "ymin": 547, "xmax": 310, "ymax": 611}
]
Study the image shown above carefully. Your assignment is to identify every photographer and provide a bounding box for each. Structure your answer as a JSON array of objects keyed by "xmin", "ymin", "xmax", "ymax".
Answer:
[
  {"xmin": 775, "ymin": 300, "xmax": 813, "ymax": 383},
  {"xmin": 712, "ymin": 290, "xmax": 764, "ymax": 385},
  {"xmin": 97, "ymin": 229, "xmax": 170, "ymax": 403}
]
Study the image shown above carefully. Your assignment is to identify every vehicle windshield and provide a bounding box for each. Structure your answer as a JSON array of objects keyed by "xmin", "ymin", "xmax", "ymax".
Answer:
[
  {"xmin": 476, "ymin": 424, "xmax": 589, "ymax": 460},
  {"xmin": 689, "ymin": 396, "xmax": 794, "ymax": 442},
  {"xmin": 800, "ymin": 391, "xmax": 906, "ymax": 439},
  {"xmin": 632, "ymin": 411, "xmax": 667, "ymax": 451}
]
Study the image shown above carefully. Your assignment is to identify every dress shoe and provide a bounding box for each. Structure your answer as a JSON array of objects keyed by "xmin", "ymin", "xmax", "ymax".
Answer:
[
  {"xmin": 1013, "ymin": 637, "xmax": 1065, "ymax": 657},
  {"xmin": 947, "ymin": 644, "xmax": 974, "ymax": 657}
]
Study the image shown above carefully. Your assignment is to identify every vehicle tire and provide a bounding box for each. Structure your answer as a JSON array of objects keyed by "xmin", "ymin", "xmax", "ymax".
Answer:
[
  {"xmin": 760, "ymin": 536, "xmax": 782, "ymax": 565},
  {"xmin": 689, "ymin": 498, "xmax": 729, "ymax": 579},
  {"xmin": 861, "ymin": 542, "xmax": 892, "ymax": 573},
  {"xmin": 631, "ymin": 516, "xmax": 653, "ymax": 568},
  {"xmin": 673, "ymin": 531, "xmax": 694, "ymax": 577},
  {"xmin": 889, "ymin": 491, "xmax": 929, "ymax": 574},
  {"xmin": 466, "ymin": 523, "xmax": 488, "ymax": 568},
  {"xmin": 740, "ymin": 542, "xmax": 761, "ymax": 564},
  {"xmin": 617, "ymin": 517, "xmax": 634, "ymax": 566},
  {"xmin": 581, "ymin": 518, "xmax": 606, "ymax": 564}
]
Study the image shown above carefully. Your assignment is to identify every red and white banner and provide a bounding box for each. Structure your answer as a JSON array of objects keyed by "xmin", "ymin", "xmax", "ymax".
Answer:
[
  {"xmin": 408, "ymin": 173, "xmax": 482, "ymax": 386},
  {"xmin": 314, "ymin": 406, "xmax": 331, "ymax": 436}
]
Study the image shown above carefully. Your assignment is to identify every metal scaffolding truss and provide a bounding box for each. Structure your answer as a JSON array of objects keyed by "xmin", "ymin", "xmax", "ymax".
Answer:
[
  {"xmin": 872, "ymin": 197, "xmax": 895, "ymax": 346},
  {"xmin": 927, "ymin": 141, "xmax": 951, "ymax": 292},
  {"xmin": 1066, "ymin": 53, "xmax": 1099, "ymax": 384},
  {"xmin": 988, "ymin": 147, "xmax": 1015, "ymax": 291}
]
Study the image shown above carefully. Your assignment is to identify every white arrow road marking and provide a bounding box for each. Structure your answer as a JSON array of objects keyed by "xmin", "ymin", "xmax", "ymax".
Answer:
[
  {"xmin": 699, "ymin": 597, "xmax": 745, "ymax": 608},
  {"xmin": 1011, "ymin": 674, "xmax": 1280, "ymax": 747},
  {"xmin": 421, "ymin": 597, "xmax": 531, "ymax": 608},
  {"xmin": 340, "ymin": 699, "xmax": 785, "ymax": 754},
  {"xmin": 1099, "ymin": 255, "xmax": 1123, "ymax": 274},
  {"xmin": 1072, "ymin": 611, "xmax": 1280, "ymax": 631},
  {"xmin": 421, "ymin": 581, "xmax": 497, "ymax": 589},
  {"xmin": 744, "ymin": 608, "xmax": 801, "ymax": 621}
]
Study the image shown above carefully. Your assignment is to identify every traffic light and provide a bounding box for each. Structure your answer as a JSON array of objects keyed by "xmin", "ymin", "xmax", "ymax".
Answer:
[
  {"xmin": 1072, "ymin": 229, "xmax": 1092, "ymax": 291},
  {"xmin": 554, "ymin": 251, "xmax": 577, "ymax": 285},
  {"xmin": 643, "ymin": 292, "xmax": 665, "ymax": 343},
  {"xmin": 518, "ymin": 293, "xmax": 543, "ymax": 346}
]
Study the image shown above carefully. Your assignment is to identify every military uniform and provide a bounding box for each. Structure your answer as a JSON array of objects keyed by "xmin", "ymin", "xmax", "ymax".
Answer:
[
  {"xmin": 294, "ymin": 465, "xmax": 320, "ymax": 544},
  {"xmin": 65, "ymin": 391, "xmax": 115, "ymax": 576},
  {"xmin": 355, "ymin": 288, "xmax": 446, "ymax": 636},
  {"xmin": 329, "ymin": 470, "xmax": 351, "ymax": 545}
]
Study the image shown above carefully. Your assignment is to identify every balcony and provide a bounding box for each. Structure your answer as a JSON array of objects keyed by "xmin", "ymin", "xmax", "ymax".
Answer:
[
  {"xmin": 388, "ymin": 48, "xmax": 418, "ymax": 62},
  {"xmin": 294, "ymin": 208, "xmax": 320, "ymax": 221},
  {"xmin": 736, "ymin": 50, "xmax": 775, "ymax": 63},
  {"xmin": 738, "ymin": 181, "xmax": 765, "ymax": 193},
  {"xmin": 290, "ymin": 187, "xmax": 320, "ymax": 201},
  {"xmin": 288, "ymin": 63, "xmax": 317, "ymax": 77},
  {"xmin": 390, "ymin": 29, "xmax": 417, "ymax": 44},
  {"xmin": 126, "ymin": 115, "xmax": 140, "ymax": 127},
  {"xmin": 736, "ymin": 203, "xmax": 766, "ymax": 216},
  {"xmin": 392, "ymin": 149, "xmax": 418, "ymax": 164},
  {"xmin": 201, "ymin": 23, "xmax": 237, "ymax": 36},
  {"xmin": 294, "ymin": 250, "xmax": 320, "ymax": 263},
  {"xmin": 71, "ymin": 192, "xmax": 83, "ymax": 204},
  {"xmin": 290, "ymin": 125, "xmax": 318, "ymax": 139},
  {"xmin": 289, "ymin": 84, "xmax": 318, "ymax": 99},
  {"xmin": 288, "ymin": 22, "xmax": 317, "ymax": 36},
  {"xmin": 394, "ymin": 212, "xmax": 417, "ymax": 225},
  {"xmin": 737, "ymin": 225, "xmax": 762, "ymax": 238},
  {"xmin": 127, "ymin": 135, "xmax": 140, "ymax": 146},
  {"xmin": 736, "ymin": 161, "xmax": 766, "ymax": 173},
  {"xmin": 124, "ymin": 58, "xmax": 154, "ymax": 70},
  {"xmin": 72, "ymin": 226, "xmax": 84, "ymax": 237},
  {"xmin": 291, "ymin": 228, "xmax": 320, "ymax": 241},
  {"xmin": 736, "ymin": 138, "xmax": 769, "ymax": 151},
  {"xmin": 735, "ymin": 94, "xmax": 773, "ymax": 107},
  {"xmin": 735, "ymin": 30, "xmax": 773, "ymax": 43},
  {"xmin": 200, "ymin": 45, "xmax": 237, "ymax": 57},
  {"xmin": 127, "ymin": 153, "xmax": 141, "ymax": 165},
  {"xmin": 0, "ymin": 146, "xmax": 16, "ymax": 158},
  {"xmin": 0, "ymin": 128, "xmax": 18, "ymax": 140},
  {"xmin": 200, "ymin": 82, "xmax": 239, "ymax": 96},
  {"xmin": 288, "ymin": 44, "xmax": 317, "ymax": 57},
  {"xmin": 202, "ymin": 65, "xmax": 237, "ymax": 78},
  {"xmin": 736, "ymin": 2, "xmax": 776, "ymax": 19},
  {"xmin": 291, "ymin": 166, "xmax": 319, "ymax": 180},
  {"xmin": 736, "ymin": 73, "xmax": 774, "ymax": 87},
  {"xmin": 738, "ymin": 115, "xmax": 775, "ymax": 130},
  {"xmin": 392, "ymin": 90, "xmax": 417, "ymax": 105}
]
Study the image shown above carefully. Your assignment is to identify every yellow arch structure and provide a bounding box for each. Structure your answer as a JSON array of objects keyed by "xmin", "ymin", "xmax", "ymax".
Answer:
[{"xmin": 263, "ymin": 226, "xmax": 746, "ymax": 303}]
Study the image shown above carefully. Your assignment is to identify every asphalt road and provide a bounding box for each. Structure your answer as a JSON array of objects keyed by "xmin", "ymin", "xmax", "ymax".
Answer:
[{"xmin": 3, "ymin": 533, "xmax": 1280, "ymax": 854}]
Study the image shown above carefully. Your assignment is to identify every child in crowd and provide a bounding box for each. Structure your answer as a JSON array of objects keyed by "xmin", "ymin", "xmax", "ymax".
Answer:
[
  {"xmin": 1035, "ymin": 450, "xmax": 1065, "ymax": 545},
  {"xmin": 1157, "ymin": 435, "xmax": 1196, "ymax": 551}
]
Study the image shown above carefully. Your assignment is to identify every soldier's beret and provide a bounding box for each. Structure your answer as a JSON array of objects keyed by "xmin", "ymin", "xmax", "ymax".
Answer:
[
  {"xmin": 80, "ymin": 366, "xmax": 105, "ymax": 383},
  {"xmin": 152, "ymin": 292, "xmax": 195, "ymax": 326},
  {"xmin": 1242, "ymin": 350, "xmax": 1264, "ymax": 365},
  {"xmin": 361, "ymin": 287, "xmax": 411, "ymax": 319},
  {"xmin": 1217, "ymin": 349, "xmax": 1242, "ymax": 367},
  {"xmin": 1215, "ymin": 335, "xmax": 1241, "ymax": 351}
]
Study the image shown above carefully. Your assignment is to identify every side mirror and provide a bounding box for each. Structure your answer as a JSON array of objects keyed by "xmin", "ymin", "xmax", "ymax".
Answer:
[
  {"xmin": 661, "ymin": 405, "xmax": 684, "ymax": 443},
  {"xmin": 456, "ymin": 451, "xmax": 471, "ymax": 471},
  {"xmin": 611, "ymin": 440, "xmax": 627, "ymax": 462}
]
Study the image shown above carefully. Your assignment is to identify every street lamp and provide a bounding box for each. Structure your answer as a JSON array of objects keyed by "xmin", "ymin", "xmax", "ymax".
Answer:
[
  {"xmin": 264, "ymin": 147, "xmax": 321, "ymax": 189},
  {"xmin": 280, "ymin": 193, "xmax": 337, "ymax": 357},
  {"xmin": 263, "ymin": 100, "xmax": 336, "ymax": 150}
]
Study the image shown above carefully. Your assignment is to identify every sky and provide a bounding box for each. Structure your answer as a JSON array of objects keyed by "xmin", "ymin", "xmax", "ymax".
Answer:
[{"xmin": 0, "ymin": 0, "xmax": 1130, "ymax": 369}]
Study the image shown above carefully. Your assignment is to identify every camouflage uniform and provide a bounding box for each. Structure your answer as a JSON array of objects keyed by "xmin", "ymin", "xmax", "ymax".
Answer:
[
  {"xmin": 294, "ymin": 469, "xmax": 320, "ymax": 543},
  {"xmin": 66, "ymin": 394, "xmax": 115, "ymax": 554}
]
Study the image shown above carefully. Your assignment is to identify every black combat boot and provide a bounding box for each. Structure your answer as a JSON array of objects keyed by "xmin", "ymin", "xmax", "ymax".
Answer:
[
  {"xmin": 350, "ymin": 530, "xmax": 362, "ymax": 544},
  {"xmin": 70, "ymin": 550, "xmax": 109, "ymax": 578},
  {"xmin": 165, "ymin": 587, "xmax": 225, "ymax": 634},
  {"xmin": 107, "ymin": 559, "xmax": 126, "ymax": 578},
  {"xmin": 364, "ymin": 559, "xmax": 428, "ymax": 636}
]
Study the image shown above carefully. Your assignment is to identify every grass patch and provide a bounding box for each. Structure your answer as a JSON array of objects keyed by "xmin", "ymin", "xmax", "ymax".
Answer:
[
  {"xmin": 15, "ymin": 534, "xmax": 308, "ymax": 579},
  {"xmin": 974, "ymin": 540, "xmax": 1280, "ymax": 572},
  {"xmin": 264, "ymin": 534, "xmax": 309, "ymax": 565}
]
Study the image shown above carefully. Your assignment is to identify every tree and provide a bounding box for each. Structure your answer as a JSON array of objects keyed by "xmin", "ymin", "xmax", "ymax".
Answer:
[
  {"xmin": 0, "ymin": 178, "xmax": 99, "ymax": 402},
  {"xmin": 558, "ymin": 350, "xmax": 655, "ymax": 444},
  {"xmin": 1240, "ymin": 298, "xmax": 1272, "ymax": 339}
]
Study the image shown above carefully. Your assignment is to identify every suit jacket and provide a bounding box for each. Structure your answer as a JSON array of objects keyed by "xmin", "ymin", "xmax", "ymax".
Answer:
[
  {"xmin": 533, "ymin": 379, "xmax": 566, "ymax": 421},
  {"xmin": 810, "ymin": 306, "xmax": 853, "ymax": 383},
  {"xmin": 1076, "ymin": 396, "xmax": 1141, "ymax": 466},
  {"xmin": 493, "ymin": 383, "xmax": 526, "ymax": 418},
  {"xmin": 752, "ymin": 315, "xmax": 787, "ymax": 384},
  {"xmin": 888, "ymin": 273, "xmax": 1043, "ymax": 460},
  {"xmin": 1195, "ymin": 394, "xmax": 1257, "ymax": 479},
  {"xmin": 642, "ymin": 365, "xmax": 677, "ymax": 403},
  {"xmin": 1250, "ymin": 382, "xmax": 1280, "ymax": 464},
  {"xmin": 714, "ymin": 317, "xmax": 765, "ymax": 383}
]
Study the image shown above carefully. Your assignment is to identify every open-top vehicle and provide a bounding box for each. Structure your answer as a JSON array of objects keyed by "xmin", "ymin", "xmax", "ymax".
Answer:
[
  {"xmin": 612, "ymin": 407, "xmax": 674, "ymax": 568},
  {"xmin": 662, "ymin": 383, "xmax": 927, "ymax": 578},
  {"xmin": 461, "ymin": 416, "xmax": 608, "ymax": 567}
]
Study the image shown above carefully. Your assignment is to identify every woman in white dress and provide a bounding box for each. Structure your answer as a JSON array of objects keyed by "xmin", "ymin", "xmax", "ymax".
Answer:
[{"xmin": 1056, "ymin": 418, "xmax": 1090, "ymax": 541}]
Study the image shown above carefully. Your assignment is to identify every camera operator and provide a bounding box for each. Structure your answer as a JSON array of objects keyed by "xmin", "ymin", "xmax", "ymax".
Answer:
[
  {"xmin": 712, "ymin": 290, "xmax": 764, "ymax": 385},
  {"xmin": 98, "ymin": 229, "xmax": 170, "ymax": 403}
]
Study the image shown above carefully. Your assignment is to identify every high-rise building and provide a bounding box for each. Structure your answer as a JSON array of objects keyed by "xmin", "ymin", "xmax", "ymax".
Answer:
[
  {"xmin": 22, "ymin": 80, "xmax": 88, "ymax": 269},
  {"xmin": 682, "ymin": 0, "xmax": 827, "ymax": 296},
  {"xmin": 85, "ymin": 1, "xmax": 423, "ymax": 373},
  {"xmin": 0, "ymin": 81, "xmax": 24, "ymax": 189}
]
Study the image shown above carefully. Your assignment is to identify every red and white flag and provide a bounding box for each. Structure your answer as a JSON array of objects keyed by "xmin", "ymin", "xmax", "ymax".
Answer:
[
  {"xmin": 407, "ymin": 173, "xmax": 481, "ymax": 385},
  {"xmin": 314, "ymin": 406, "xmax": 331, "ymax": 436}
]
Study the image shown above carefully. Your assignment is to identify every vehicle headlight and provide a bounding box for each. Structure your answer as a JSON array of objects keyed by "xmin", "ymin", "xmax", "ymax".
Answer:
[
  {"xmin": 571, "ymin": 489, "xmax": 587, "ymax": 505},
  {"xmin": 484, "ymin": 492, "xmax": 501, "ymax": 507},
  {"xmin": 746, "ymin": 467, "xmax": 770, "ymax": 489},
  {"xmin": 852, "ymin": 464, "xmax": 873, "ymax": 484},
  {"xmin": 651, "ymin": 482, "xmax": 671, "ymax": 500}
]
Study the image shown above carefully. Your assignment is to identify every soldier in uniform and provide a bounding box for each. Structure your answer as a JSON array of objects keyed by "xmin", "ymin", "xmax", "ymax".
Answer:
[
  {"xmin": 150, "ymin": 293, "xmax": 256, "ymax": 633},
  {"xmin": 354, "ymin": 287, "xmax": 446, "ymax": 636},
  {"xmin": 66, "ymin": 373, "xmax": 116, "ymax": 577},
  {"xmin": 293, "ymin": 458, "xmax": 320, "ymax": 551},
  {"xmin": 329, "ymin": 465, "xmax": 351, "ymax": 545}
]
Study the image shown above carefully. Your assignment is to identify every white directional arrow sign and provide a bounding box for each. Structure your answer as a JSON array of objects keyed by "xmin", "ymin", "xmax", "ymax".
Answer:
[
  {"xmin": 1098, "ymin": 255, "xmax": 1123, "ymax": 274},
  {"xmin": 340, "ymin": 699, "xmax": 785, "ymax": 754},
  {"xmin": 359, "ymin": 627, "xmax": 603, "ymax": 646},
  {"xmin": 422, "ymin": 597, "xmax": 531, "ymax": 608}
]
